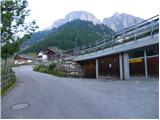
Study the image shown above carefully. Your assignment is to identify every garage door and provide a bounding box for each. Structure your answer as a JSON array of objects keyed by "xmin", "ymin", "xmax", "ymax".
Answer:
[{"xmin": 83, "ymin": 60, "xmax": 96, "ymax": 78}]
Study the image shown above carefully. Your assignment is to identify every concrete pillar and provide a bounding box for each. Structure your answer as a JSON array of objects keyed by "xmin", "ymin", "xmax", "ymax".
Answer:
[
  {"xmin": 144, "ymin": 50, "xmax": 148, "ymax": 79},
  {"xmin": 119, "ymin": 53, "xmax": 123, "ymax": 80},
  {"xmin": 123, "ymin": 53, "xmax": 130, "ymax": 80},
  {"xmin": 96, "ymin": 59, "xmax": 99, "ymax": 79}
]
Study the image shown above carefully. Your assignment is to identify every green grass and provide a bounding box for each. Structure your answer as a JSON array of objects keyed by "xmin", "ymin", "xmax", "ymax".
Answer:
[
  {"xmin": 46, "ymin": 70, "xmax": 68, "ymax": 77},
  {"xmin": 33, "ymin": 64, "xmax": 69, "ymax": 77},
  {"xmin": 1, "ymin": 78, "xmax": 16, "ymax": 96}
]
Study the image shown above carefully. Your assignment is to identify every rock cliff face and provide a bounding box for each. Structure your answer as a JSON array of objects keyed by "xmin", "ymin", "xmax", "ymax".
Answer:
[
  {"xmin": 51, "ymin": 11, "xmax": 102, "ymax": 28},
  {"xmin": 103, "ymin": 12, "xmax": 144, "ymax": 32}
]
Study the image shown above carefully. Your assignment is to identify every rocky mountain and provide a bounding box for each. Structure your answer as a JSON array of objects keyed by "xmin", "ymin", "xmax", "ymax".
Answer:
[
  {"xmin": 103, "ymin": 12, "xmax": 144, "ymax": 32},
  {"xmin": 51, "ymin": 11, "xmax": 102, "ymax": 28},
  {"xmin": 21, "ymin": 11, "xmax": 103, "ymax": 50},
  {"xmin": 21, "ymin": 11, "xmax": 145, "ymax": 53}
]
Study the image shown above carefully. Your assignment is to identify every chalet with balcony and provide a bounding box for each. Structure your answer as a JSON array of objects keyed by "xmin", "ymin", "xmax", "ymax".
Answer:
[{"xmin": 15, "ymin": 55, "xmax": 33, "ymax": 64}]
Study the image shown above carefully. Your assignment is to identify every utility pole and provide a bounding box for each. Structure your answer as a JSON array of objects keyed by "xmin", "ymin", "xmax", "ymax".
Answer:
[
  {"xmin": 74, "ymin": 37, "xmax": 77, "ymax": 56},
  {"xmin": 75, "ymin": 37, "xmax": 77, "ymax": 48},
  {"xmin": 61, "ymin": 39, "xmax": 63, "ymax": 59}
]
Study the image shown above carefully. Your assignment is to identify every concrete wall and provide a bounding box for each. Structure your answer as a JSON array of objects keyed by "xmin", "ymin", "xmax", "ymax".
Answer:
[
  {"xmin": 74, "ymin": 34, "xmax": 159, "ymax": 62},
  {"xmin": 75, "ymin": 34, "xmax": 159, "ymax": 80}
]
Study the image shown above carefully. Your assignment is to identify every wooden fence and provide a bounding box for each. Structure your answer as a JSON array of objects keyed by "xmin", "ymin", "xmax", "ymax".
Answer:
[{"xmin": 1, "ymin": 70, "xmax": 16, "ymax": 88}]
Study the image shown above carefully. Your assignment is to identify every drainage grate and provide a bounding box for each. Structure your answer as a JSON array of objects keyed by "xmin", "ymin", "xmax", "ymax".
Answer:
[{"xmin": 11, "ymin": 102, "xmax": 30, "ymax": 110}]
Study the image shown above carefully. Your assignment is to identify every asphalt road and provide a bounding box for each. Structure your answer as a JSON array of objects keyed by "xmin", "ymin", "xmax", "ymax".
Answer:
[{"xmin": 1, "ymin": 65, "xmax": 159, "ymax": 119}]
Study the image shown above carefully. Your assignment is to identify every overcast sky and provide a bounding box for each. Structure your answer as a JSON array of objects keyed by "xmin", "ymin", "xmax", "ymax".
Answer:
[{"xmin": 26, "ymin": 0, "xmax": 159, "ymax": 31}]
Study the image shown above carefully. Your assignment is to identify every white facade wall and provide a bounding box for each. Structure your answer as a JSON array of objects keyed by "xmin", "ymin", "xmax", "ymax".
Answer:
[{"xmin": 37, "ymin": 52, "xmax": 48, "ymax": 61}]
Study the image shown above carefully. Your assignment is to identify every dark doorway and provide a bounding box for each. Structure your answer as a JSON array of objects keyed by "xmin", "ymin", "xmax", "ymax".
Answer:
[
  {"xmin": 98, "ymin": 54, "xmax": 120, "ymax": 79},
  {"xmin": 83, "ymin": 60, "xmax": 96, "ymax": 78},
  {"xmin": 147, "ymin": 56, "xmax": 159, "ymax": 77}
]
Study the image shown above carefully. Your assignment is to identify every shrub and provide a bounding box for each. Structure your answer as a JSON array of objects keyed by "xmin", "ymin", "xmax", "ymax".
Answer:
[
  {"xmin": 33, "ymin": 64, "xmax": 69, "ymax": 77},
  {"xmin": 39, "ymin": 67, "xmax": 48, "ymax": 73},
  {"xmin": 48, "ymin": 63, "xmax": 57, "ymax": 70},
  {"xmin": 33, "ymin": 65, "xmax": 46, "ymax": 71}
]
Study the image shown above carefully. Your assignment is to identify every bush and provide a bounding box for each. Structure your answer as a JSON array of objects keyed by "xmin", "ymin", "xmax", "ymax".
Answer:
[
  {"xmin": 33, "ymin": 64, "xmax": 69, "ymax": 77},
  {"xmin": 33, "ymin": 65, "xmax": 46, "ymax": 71},
  {"xmin": 39, "ymin": 67, "xmax": 48, "ymax": 73},
  {"xmin": 48, "ymin": 63, "xmax": 57, "ymax": 70}
]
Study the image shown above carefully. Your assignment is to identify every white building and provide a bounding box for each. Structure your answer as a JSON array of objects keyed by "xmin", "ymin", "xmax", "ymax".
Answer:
[{"xmin": 37, "ymin": 51, "xmax": 48, "ymax": 62}]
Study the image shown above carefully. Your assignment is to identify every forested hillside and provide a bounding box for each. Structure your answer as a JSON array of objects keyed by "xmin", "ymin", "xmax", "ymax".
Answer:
[
  {"xmin": 20, "ymin": 28, "xmax": 56, "ymax": 50},
  {"xmin": 21, "ymin": 19, "xmax": 115, "ymax": 53}
]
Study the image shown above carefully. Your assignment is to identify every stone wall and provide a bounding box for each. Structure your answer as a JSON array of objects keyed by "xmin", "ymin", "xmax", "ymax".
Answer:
[{"xmin": 56, "ymin": 60, "xmax": 83, "ymax": 78}]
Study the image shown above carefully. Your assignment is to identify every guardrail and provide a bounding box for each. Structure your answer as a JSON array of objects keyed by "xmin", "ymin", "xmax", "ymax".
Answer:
[
  {"xmin": 1, "ymin": 70, "xmax": 16, "ymax": 88},
  {"xmin": 73, "ymin": 15, "xmax": 159, "ymax": 56}
]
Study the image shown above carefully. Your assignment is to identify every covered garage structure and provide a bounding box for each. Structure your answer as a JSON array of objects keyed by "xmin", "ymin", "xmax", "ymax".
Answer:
[
  {"xmin": 79, "ymin": 44, "xmax": 159, "ymax": 80},
  {"xmin": 74, "ymin": 15, "xmax": 159, "ymax": 80}
]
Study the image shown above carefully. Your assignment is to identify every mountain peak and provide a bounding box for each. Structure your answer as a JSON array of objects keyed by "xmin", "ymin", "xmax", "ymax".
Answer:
[
  {"xmin": 113, "ymin": 12, "xmax": 121, "ymax": 16},
  {"xmin": 103, "ymin": 12, "xmax": 144, "ymax": 31},
  {"xmin": 51, "ymin": 11, "xmax": 102, "ymax": 28}
]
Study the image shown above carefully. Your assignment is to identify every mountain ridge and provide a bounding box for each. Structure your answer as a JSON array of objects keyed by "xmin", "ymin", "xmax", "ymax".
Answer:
[
  {"xmin": 103, "ymin": 12, "xmax": 144, "ymax": 31},
  {"xmin": 50, "ymin": 11, "xmax": 102, "ymax": 29},
  {"xmin": 21, "ymin": 11, "xmax": 144, "ymax": 52}
]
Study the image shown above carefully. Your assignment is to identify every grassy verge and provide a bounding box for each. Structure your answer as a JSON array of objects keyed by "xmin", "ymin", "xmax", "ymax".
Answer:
[
  {"xmin": 33, "ymin": 64, "xmax": 68, "ymax": 77},
  {"xmin": 1, "ymin": 78, "xmax": 16, "ymax": 96}
]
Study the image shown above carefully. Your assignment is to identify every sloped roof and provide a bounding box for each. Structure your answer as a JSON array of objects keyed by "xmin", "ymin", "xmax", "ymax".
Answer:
[
  {"xmin": 44, "ymin": 47, "xmax": 62, "ymax": 54},
  {"xmin": 15, "ymin": 55, "xmax": 33, "ymax": 60}
]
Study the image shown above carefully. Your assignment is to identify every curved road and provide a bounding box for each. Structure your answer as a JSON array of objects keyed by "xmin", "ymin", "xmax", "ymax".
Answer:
[{"xmin": 2, "ymin": 65, "xmax": 158, "ymax": 118}]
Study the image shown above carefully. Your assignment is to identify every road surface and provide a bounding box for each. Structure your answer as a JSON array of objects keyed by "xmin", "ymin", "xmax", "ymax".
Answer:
[{"xmin": 2, "ymin": 65, "xmax": 158, "ymax": 119}]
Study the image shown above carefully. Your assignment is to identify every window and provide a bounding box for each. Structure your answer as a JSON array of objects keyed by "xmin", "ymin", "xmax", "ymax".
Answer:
[
  {"xmin": 129, "ymin": 50, "xmax": 144, "ymax": 58},
  {"xmin": 146, "ymin": 47, "xmax": 159, "ymax": 56}
]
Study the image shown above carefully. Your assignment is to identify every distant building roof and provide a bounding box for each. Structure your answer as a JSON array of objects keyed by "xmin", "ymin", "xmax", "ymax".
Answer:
[
  {"xmin": 44, "ymin": 47, "xmax": 62, "ymax": 54},
  {"xmin": 15, "ymin": 54, "xmax": 33, "ymax": 60}
]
